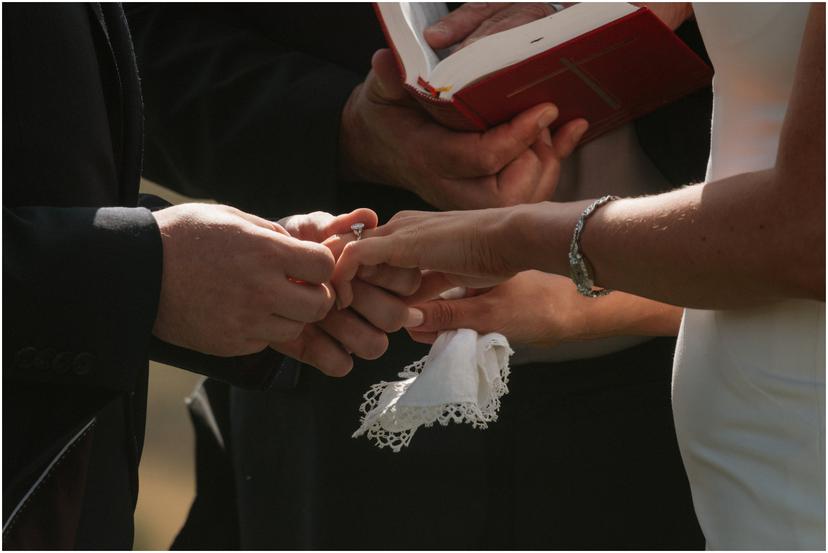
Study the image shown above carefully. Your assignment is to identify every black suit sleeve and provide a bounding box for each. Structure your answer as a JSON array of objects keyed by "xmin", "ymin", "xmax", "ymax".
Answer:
[
  {"xmin": 3, "ymin": 205, "xmax": 162, "ymax": 392},
  {"xmin": 126, "ymin": 4, "xmax": 364, "ymax": 219}
]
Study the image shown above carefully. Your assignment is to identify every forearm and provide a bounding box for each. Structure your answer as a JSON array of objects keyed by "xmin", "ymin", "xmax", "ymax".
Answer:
[
  {"xmin": 519, "ymin": 168, "xmax": 824, "ymax": 308},
  {"xmin": 574, "ymin": 292, "xmax": 683, "ymax": 341}
]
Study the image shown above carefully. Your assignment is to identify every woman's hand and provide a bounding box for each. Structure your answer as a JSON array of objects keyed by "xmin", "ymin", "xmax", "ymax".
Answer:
[
  {"xmin": 402, "ymin": 270, "xmax": 683, "ymax": 346},
  {"xmin": 270, "ymin": 208, "xmax": 422, "ymax": 376},
  {"xmin": 331, "ymin": 206, "xmax": 535, "ymax": 308}
]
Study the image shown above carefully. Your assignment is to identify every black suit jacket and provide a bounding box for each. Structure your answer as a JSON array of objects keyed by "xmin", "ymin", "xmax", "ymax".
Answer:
[{"xmin": 2, "ymin": 4, "xmax": 283, "ymax": 548}]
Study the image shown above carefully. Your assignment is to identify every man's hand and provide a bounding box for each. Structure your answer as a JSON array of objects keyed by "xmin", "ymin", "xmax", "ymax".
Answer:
[
  {"xmin": 152, "ymin": 203, "xmax": 336, "ymax": 358},
  {"xmin": 339, "ymin": 48, "xmax": 588, "ymax": 210},
  {"xmin": 270, "ymin": 208, "xmax": 422, "ymax": 376}
]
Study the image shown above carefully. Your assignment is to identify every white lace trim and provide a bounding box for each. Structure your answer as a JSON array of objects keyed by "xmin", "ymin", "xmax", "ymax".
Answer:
[{"xmin": 352, "ymin": 338, "xmax": 512, "ymax": 453}]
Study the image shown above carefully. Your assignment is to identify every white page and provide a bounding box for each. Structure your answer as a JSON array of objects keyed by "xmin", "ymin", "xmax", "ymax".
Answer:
[
  {"xmin": 376, "ymin": 3, "xmax": 448, "ymax": 91},
  {"xmin": 431, "ymin": 3, "xmax": 637, "ymax": 98},
  {"xmin": 400, "ymin": 3, "xmax": 446, "ymax": 70},
  {"xmin": 378, "ymin": 3, "xmax": 637, "ymax": 99}
]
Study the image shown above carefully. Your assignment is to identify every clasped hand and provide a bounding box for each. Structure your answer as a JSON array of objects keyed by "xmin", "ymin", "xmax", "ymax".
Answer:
[{"xmin": 152, "ymin": 204, "xmax": 421, "ymax": 377}]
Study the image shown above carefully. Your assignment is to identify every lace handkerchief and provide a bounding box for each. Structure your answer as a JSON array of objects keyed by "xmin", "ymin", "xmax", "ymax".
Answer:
[{"xmin": 353, "ymin": 329, "xmax": 514, "ymax": 452}]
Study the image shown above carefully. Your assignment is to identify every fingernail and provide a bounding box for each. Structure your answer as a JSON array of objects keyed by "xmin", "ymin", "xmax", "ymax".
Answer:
[
  {"xmin": 439, "ymin": 287, "xmax": 466, "ymax": 300},
  {"xmin": 404, "ymin": 308, "xmax": 424, "ymax": 328},
  {"xmin": 358, "ymin": 265, "xmax": 377, "ymax": 280},
  {"xmin": 541, "ymin": 128, "xmax": 553, "ymax": 147},
  {"xmin": 537, "ymin": 107, "xmax": 558, "ymax": 129},
  {"xmin": 425, "ymin": 22, "xmax": 448, "ymax": 37},
  {"xmin": 574, "ymin": 120, "xmax": 590, "ymax": 140},
  {"xmin": 335, "ymin": 297, "xmax": 344, "ymax": 311}
]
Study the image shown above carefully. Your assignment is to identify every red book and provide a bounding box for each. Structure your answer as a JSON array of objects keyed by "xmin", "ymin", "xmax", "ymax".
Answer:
[{"xmin": 374, "ymin": 3, "xmax": 713, "ymax": 142}]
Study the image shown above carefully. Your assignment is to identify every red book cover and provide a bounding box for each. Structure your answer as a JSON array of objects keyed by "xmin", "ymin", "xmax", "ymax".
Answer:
[{"xmin": 374, "ymin": 5, "xmax": 713, "ymax": 141}]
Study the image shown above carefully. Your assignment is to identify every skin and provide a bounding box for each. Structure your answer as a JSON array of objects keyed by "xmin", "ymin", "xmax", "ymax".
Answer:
[
  {"xmin": 424, "ymin": 2, "xmax": 693, "ymax": 53},
  {"xmin": 371, "ymin": 0, "xmax": 692, "ymax": 344},
  {"xmin": 275, "ymin": 209, "xmax": 422, "ymax": 376},
  {"xmin": 338, "ymin": 49, "xmax": 588, "ymax": 210},
  {"xmin": 152, "ymin": 205, "xmax": 421, "ymax": 377},
  {"xmin": 332, "ymin": 5, "xmax": 824, "ymax": 331},
  {"xmin": 403, "ymin": 270, "xmax": 682, "ymax": 346},
  {"xmin": 152, "ymin": 203, "xmax": 337, "ymax": 357}
]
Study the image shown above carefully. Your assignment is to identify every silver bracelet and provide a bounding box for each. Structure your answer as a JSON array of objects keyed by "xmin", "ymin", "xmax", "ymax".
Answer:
[{"xmin": 568, "ymin": 195, "xmax": 618, "ymax": 298}]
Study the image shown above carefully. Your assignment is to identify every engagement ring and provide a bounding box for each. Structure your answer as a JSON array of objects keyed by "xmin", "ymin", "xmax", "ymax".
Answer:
[{"xmin": 351, "ymin": 222, "xmax": 365, "ymax": 241}]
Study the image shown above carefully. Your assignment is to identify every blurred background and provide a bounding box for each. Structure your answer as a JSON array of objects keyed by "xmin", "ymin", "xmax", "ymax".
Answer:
[{"xmin": 133, "ymin": 180, "xmax": 207, "ymax": 550}]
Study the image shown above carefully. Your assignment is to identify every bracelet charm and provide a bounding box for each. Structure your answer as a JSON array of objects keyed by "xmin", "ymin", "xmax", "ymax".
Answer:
[{"xmin": 569, "ymin": 195, "xmax": 618, "ymax": 298}]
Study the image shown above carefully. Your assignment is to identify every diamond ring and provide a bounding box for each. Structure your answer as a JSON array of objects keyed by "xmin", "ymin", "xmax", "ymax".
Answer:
[{"xmin": 351, "ymin": 222, "xmax": 365, "ymax": 241}]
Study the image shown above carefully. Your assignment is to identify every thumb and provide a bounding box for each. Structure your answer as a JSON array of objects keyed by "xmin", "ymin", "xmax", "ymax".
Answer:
[
  {"xmin": 406, "ymin": 296, "xmax": 487, "ymax": 333},
  {"xmin": 367, "ymin": 48, "xmax": 407, "ymax": 102}
]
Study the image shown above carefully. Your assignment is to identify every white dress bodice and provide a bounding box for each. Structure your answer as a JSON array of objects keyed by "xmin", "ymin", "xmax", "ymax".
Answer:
[{"xmin": 673, "ymin": 4, "xmax": 825, "ymax": 549}]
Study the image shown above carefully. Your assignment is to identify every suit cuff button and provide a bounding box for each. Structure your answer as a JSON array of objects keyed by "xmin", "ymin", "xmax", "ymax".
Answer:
[
  {"xmin": 53, "ymin": 351, "xmax": 75, "ymax": 374},
  {"xmin": 33, "ymin": 348, "xmax": 56, "ymax": 374},
  {"xmin": 72, "ymin": 352, "xmax": 97, "ymax": 376},
  {"xmin": 14, "ymin": 347, "xmax": 37, "ymax": 371}
]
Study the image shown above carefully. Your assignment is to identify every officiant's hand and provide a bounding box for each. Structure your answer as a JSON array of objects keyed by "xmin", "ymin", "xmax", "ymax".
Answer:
[
  {"xmin": 339, "ymin": 48, "xmax": 588, "ymax": 211},
  {"xmin": 152, "ymin": 203, "xmax": 336, "ymax": 357},
  {"xmin": 271, "ymin": 208, "xmax": 422, "ymax": 376},
  {"xmin": 399, "ymin": 270, "xmax": 682, "ymax": 345},
  {"xmin": 425, "ymin": 3, "xmax": 558, "ymax": 52},
  {"xmin": 424, "ymin": 2, "xmax": 692, "ymax": 53}
]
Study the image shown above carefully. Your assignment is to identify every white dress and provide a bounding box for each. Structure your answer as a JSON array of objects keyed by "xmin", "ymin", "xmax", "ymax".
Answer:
[{"xmin": 673, "ymin": 3, "xmax": 825, "ymax": 549}]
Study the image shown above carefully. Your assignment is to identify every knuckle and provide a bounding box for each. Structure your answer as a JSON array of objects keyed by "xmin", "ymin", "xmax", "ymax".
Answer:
[
  {"xmin": 476, "ymin": 150, "xmax": 503, "ymax": 174},
  {"xmin": 391, "ymin": 210, "xmax": 416, "ymax": 223},
  {"xmin": 488, "ymin": 10, "xmax": 513, "ymax": 24},
  {"xmin": 523, "ymin": 3, "xmax": 554, "ymax": 18},
  {"xmin": 301, "ymin": 245, "xmax": 335, "ymax": 279},
  {"xmin": 430, "ymin": 302, "xmax": 457, "ymax": 327},
  {"xmin": 312, "ymin": 291, "xmax": 334, "ymax": 322}
]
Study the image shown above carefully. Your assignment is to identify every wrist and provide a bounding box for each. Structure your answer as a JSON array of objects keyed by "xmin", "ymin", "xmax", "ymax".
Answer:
[{"xmin": 508, "ymin": 201, "xmax": 591, "ymax": 276}]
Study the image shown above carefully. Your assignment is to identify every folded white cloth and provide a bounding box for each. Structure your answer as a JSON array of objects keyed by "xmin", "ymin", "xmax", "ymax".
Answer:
[{"xmin": 353, "ymin": 329, "xmax": 514, "ymax": 452}]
